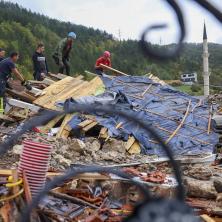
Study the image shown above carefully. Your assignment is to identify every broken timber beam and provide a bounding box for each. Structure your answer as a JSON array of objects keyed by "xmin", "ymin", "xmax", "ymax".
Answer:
[
  {"xmin": 155, "ymin": 124, "xmax": 210, "ymax": 145},
  {"xmin": 42, "ymin": 78, "xmax": 56, "ymax": 85},
  {"xmin": 28, "ymin": 87, "xmax": 43, "ymax": 96},
  {"xmin": 48, "ymin": 73, "xmax": 69, "ymax": 80},
  {"xmin": 100, "ymin": 64, "xmax": 129, "ymax": 76},
  {"xmin": 166, "ymin": 100, "xmax": 191, "ymax": 144},
  {"xmin": 200, "ymin": 215, "xmax": 215, "ymax": 222},
  {"xmin": 78, "ymin": 119, "xmax": 94, "ymax": 128},
  {"xmin": 8, "ymin": 98, "xmax": 40, "ymax": 113},
  {"xmin": 56, "ymin": 114, "xmax": 73, "ymax": 138},
  {"xmin": 208, "ymin": 105, "xmax": 213, "ymax": 135},
  {"xmin": 49, "ymin": 191, "xmax": 99, "ymax": 209},
  {"xmin": 128, "ymin": 141, "xmax": 141, "ymax": 154},
  {"xmin": 82, "ymin": 121, "xmax": 97, "ymax": 132},
  {"xmin": 6, "ymin": 89, "xmax": 36, "ymax": 103},
  {"xmin": 125, "ymin": 136, "xmax": 136, "ymax": 151},
  {"xmin": 40, "ymin": 114, "xmax": 65, "ymax": 133},
  {"xmin": 141, "ymin": 84, "xmax": 153, "ymax": 97},
  {"xmin": 23, "ymin": 171, "xmax": 32, "ymax": 203},
  {"xmin": 0, "ymin": 114, "xmax": 15, "ymax": 123},
  {"xmin": 99, "ymin": 127, "xmax": 108, "ymax": 139},
  {"xmin": 139, "ymin": 107, "xmax": 207, "ymax": 132},
  {"xmin": 105, "ymin": 122, "xmax": 123, "ymax": 141}
]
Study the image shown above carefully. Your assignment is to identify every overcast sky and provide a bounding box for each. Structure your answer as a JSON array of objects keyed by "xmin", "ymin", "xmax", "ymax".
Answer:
[{"xmin": 7, "ymin": 0, "xmax": 222, "ymax": 44}]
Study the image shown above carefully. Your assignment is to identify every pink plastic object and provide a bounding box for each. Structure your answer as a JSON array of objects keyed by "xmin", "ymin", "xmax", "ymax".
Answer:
[{"xmin": 18, "ymin": 140, "xmax": 52, "ymax": 197}]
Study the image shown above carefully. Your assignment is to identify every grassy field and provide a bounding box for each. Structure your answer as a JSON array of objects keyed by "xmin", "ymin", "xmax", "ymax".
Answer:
[{"xmin": 174, "ymin": 85, "xmax": 203, "ymax": 96}]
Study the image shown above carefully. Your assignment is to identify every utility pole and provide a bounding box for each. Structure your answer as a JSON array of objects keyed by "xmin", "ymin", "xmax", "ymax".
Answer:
[{"xmin": 203, "ymin": 22, "xmax": 210, "ymax": 97}]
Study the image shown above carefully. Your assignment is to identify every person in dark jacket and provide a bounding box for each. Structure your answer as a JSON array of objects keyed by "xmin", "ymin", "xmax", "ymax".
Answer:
[
  {"xmin": 0, "ymin": 52, "xmax": 32, "ymax": 113},
  {"xmin": 0, "ymin": 48, "xmax": 6, "ymax": 62},
  {"xmin": 52, "ymin": 32, "xmax": 76, "ymax": 75},
  {"xmin": 32, "ymin": 43, "xmax": 49, "ymax": 81}
]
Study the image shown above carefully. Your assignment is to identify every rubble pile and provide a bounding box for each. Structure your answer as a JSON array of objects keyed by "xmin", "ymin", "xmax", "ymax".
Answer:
[
  {"xmin": 0, "ymin": 72, "xmax": 222, "ymax": 221},
  {"xmin": 4, "ymin": 134, "xmax": 155, "ymax": 170}
]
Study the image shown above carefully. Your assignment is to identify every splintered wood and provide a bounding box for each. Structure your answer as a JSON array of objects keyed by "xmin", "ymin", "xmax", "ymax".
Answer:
[
  {"xmin": 56, "ymin": 114, "xmax": 74, "ymax": 138},
  {"xmin": 34, "ymin": 76, "xmax": 104, "ymax": 110}
]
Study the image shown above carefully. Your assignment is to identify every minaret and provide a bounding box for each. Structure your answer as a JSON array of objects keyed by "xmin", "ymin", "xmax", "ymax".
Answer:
[{"xmin": 203, "ymin": 22, "xmax": 210, "ymax": 97}]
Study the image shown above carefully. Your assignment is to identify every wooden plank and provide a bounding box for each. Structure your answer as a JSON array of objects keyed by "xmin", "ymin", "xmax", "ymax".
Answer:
[
  {"xmin": 29, "ymin": 87, "xmax": 43, "ymax": 96},
  {"xmin": 42, "ymin": 78, "xmax": 56, "ymax": 85},
  {"xmin": 54, "ymin": 81, "xmax": 88, "ymax": 101},
  {"xmin": 8, "ymin": 99, "xmax": 40, "ymax": 113},
  {"xmin": 208, "ymin": 105, "xmax": 213, "ymax": 134},
  {"xmin": 100, "ymin": 64, "xmax": 129, "ymax": 76},
  {"xmin": 155, "ymin": 124, "xmax": 210, "ymax": 145},
  {"xmin": 11, "ymin": 169, "xmax": 19, "ymax": 195},
  {"xmin": 50, "ymin": 191, "xmax": 99, "ymax": 209},
  {"xmin": 141, "ymin": 84, "xmax": 152, "ymax": 97},
  {"xmin": 0, "ymin": 202, "xmax": 11, "ymax": 222},
  {"xmin": 56, "ymin": 114, "xmax": 74, "ymax": 138},
  {"xmin": 200, "ymin": 215, "xmax": 215, "ymax": 222},
  {"xmin": 141, "ymin": 107, "xmax": 208, "ymax": 133},
  {"xmin": 100, "ymin": 127, "xmax": 107, "ymax": 135},
  {"xmin": 34, "ymin": 76, "xmax": 104, "ymax": 110},
  {"xmin": 74, "ymin": 75, "xmax": 84, "ymax": 80},
  {"xmin": 46, "ymin": 172, "xmax": 110, "ymax": 180},
  {"xmin": 0, "ymin": 169, "xmax": 13, "ymax": 176},
  {"xmin": 125, "ymin": 136, "xmax": 136, "ymax": 151},
  {"xmin": 48, "ymin": 73, "xmax": 68, "ymax": 80},
  {"xmin": 40, "ymin": 114, "xmax": 65, "ymax": 133},
  {"xmin": 71, "ymin": 76, "xmax": 104, "ymax": 99},
  {"xmin": 166, "ymin": 100, "xmax": 191, "ymax": 144},
  {"xmin": 6, "ymin": 89, "xmax": 36, "ymax": 103},
  {"xmin": 128, "ymin": 141, "xmax": 141, "ymax": 154},
  {"xmin": 150, "ymin": 75, "xmax": 166, "ymax": 86},
  {"xmin": 105, "ymin": 122, "xmax": 123, "ymax": 141},
  {"xmin": 23, "ymin": 170, "xmax": 32, "ymax": 203},
  {"xmin": 0, "ymin": 114, "xmax": 15, "ymax": 122},
  {"xmin": 82, "ymin": 121, "xmax": 97, "ymax": 132},
  {"xmin": 34, "ymin": 76, "xmax": 84, "ymax": 109},
  {"xmin": 60, "ymin": 124, "xmax": 72, "ymax": 138},
  {"xmin": 8, "ymin": 107, "xmax": 30, "ymax": 119},
  {"xmin": 99, "ymin": 127, "xmax": 108, "ymax": 139},
  {"xmin": 35, "ymin": 76, "xmax": 79, "ymax": 96},
  {"xmin": 78, "ymin": 119, "xmax": 94, "ymax": 128},
  {"xmin": 34, "ymin": 76, "xmax": 83, "ymax": 109}
]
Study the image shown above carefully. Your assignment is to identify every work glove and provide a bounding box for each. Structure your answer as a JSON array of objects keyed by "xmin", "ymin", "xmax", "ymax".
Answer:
[{"xmin": 22, "ymin": 81, "xmax": 32, "ymax": 91}]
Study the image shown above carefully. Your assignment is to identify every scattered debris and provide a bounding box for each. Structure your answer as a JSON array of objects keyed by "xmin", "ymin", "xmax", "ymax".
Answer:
[{"xmin": 0, "ymin": 73, "xmax": 221, "ymax": 221}]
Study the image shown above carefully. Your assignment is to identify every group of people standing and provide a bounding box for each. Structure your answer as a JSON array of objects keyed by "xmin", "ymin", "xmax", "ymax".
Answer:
[
  {"xmin": 32, "ymin": 32, "xmax": 77, "ymax": 81},
  {"xmin": 0, "ymin": 31, "xmax": 112, "ymax": 105}
]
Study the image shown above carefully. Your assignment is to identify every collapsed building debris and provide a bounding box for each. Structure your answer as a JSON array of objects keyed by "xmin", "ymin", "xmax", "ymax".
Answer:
[{"xmin": 0, "ymin": 71, "xmax": 222, "ymax": 221}]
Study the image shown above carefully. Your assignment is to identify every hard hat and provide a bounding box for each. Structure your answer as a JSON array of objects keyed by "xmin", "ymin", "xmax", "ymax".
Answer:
[
  {"xmin": 68, "ymin": 32, "xmax": 77, "ymax": 39},
  {"xmin": 104, "ymin": 51, "xmax": 111, "ymax": 58}
]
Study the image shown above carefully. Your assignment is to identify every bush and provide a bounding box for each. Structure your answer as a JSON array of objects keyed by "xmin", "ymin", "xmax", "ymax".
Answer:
[
  {"xmin": 191, "ymin": 84, "xmax": 201, "ymax": 92},
  {"xmin": 170, "ymin": 81, "xmax": 182, "ymax": 87}
]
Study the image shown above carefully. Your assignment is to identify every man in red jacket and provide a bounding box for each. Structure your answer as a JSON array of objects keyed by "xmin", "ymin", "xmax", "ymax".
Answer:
[{"xmin": 95, "ymin": 51, "xmax": 111, "ymax": 75}]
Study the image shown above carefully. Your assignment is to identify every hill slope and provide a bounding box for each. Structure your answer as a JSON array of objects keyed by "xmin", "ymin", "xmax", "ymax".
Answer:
[{"xmin": 0, "ymin": 1, "xmax": 222, "ymax": 86}]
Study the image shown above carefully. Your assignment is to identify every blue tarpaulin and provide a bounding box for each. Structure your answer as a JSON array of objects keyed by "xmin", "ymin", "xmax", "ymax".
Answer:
[{"xmin": 65, "ymin": 75, "xmax": 218, "ymax": 157}]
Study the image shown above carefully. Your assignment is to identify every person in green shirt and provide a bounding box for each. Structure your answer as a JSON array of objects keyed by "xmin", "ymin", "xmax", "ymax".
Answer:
[{"xmin": 52, "ymin": 32, "xmax": 76, "ymax": 76}]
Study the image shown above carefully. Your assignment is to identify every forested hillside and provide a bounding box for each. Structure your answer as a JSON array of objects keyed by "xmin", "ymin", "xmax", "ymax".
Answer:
[{"xmin": 0, "ymin": 1, "xmax": 222, "ymax": 86}]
